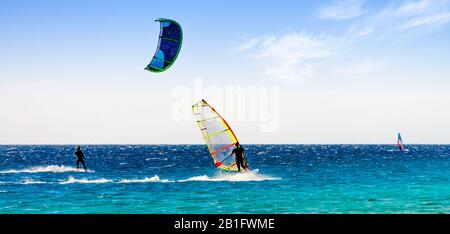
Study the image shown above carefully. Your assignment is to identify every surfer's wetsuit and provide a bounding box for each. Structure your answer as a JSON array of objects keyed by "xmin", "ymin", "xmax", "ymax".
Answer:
[
  {"xmin": 231, "ymin": 146, "xmax": 246, "ymax": 172},
  {"xmin": 75, "ymin": 149, "xmax": 87, "ymax": 172}
]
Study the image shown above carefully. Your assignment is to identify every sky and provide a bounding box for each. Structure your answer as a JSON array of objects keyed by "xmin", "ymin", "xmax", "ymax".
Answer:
[{"xmin": 1, "ymin": 0, "xmax": 450, "ymax": 144}]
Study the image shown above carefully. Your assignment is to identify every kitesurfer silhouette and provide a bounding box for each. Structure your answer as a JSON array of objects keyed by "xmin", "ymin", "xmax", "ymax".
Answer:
[{"xmin": 75, "ymin": 146, "xmax": 87, "ymax": 172}]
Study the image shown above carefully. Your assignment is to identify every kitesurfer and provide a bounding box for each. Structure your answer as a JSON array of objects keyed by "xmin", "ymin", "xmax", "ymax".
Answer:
[
  {"xmin": 230, "ymin": 143, "xmax": 247, "ymax": 172},
  {"xmin": 75, "ymin": 146, "xmax": 87, "ymax": 172}
]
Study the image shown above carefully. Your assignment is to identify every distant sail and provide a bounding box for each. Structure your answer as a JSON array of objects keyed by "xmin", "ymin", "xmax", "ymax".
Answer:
[
  {"xmin": 397, "ymin": 133, "xmax": 406, "ymax": 151},
  {"xmin": 145, "ymin": 18, "xmax": 182, "ymax": 73},
  {"xmin": 192, "ymin": 99, "xmax": 249, "ymax": 172}
]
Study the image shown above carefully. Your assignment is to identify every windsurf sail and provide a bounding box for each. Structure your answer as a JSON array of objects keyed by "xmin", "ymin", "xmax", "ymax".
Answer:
[
  {"xmin": 397, "ymin": 133, "xmax": 406, "ymax": 151},
  {"xmin": 192, "ymin": 99, "xmax": 249, "ymax": 172},
  {"xmin": 145, "ymin": 18, "xmax": 182, "ymax": 73}
]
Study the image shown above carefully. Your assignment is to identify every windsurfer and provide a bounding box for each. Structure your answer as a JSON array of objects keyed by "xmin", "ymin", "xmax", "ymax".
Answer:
[{"xmin": 230, "ymin": 143, "xmax": 247, "ymax": 172}]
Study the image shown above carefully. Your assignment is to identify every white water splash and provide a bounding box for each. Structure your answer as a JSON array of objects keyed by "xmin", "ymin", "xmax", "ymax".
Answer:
[
  {"xmin": 1, "ymin": 170, "xmax": 279, "ymax": 185},
  {"xmin": 0, "ymin": 165, "xmax": 94, "ymax": 174},
  {"xmin": 178, "ymin": 170, "xmax": 281, "ymax": 182},
  {"xmin": 118, "ymin": 175, "xmax": 174, "ymax": 183},
  {"xmin": 59, "ymin": 176, "xmax": 111, "ymax": 184},
  {"xmin": 21, "ymin": 179, "xmax": 47, "ymax": 184}
]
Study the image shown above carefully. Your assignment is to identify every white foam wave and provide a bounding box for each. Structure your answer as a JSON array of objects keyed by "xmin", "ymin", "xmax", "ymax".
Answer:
[
  {"xmin": 178, "ymin": 170, "xmax": 281, "ymax": 182},
  {"xmin": 1, "ymin": 170, "xmax": 278, "ymax": 185},
  {"xmin": 60, "ymin": 176, "xmax": 111, "ymax": 184},
  {"xmin": 21, "ymin": 179, "xmax": 47, "ymax": 184},
  {"xmin": 0, "ymin": 165, "xmax": 94, "ymax": 174},
  {"xmin": 145, "ymin": 157, "xmax": 168, "ymax": 161},
  {"xmin": 119, "ymin": 175, "xmax": 174, "ymax": 183}
]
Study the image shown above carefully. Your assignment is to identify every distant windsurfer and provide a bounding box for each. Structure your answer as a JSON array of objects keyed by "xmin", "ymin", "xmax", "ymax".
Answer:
[
  {"xmin": 397, "ymin": 133, "xmax": 405, "ymax": 151},
  {"xmin": 230, "ymin": 143, "xmax": 247, "ymax": 172},
  {"xmin": 75, "ymin": 146, "xmax": 87, "ymax": 172}
]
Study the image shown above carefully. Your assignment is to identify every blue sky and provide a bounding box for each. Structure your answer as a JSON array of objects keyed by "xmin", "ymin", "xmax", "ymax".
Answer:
[{"xmin": 1, "ymin": 0, "xmax": 450, "ymax": 144}]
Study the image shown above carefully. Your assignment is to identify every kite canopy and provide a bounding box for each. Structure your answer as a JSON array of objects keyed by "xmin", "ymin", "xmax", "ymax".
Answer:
[
  {"xmin": 192, "ymin": 99, "xmax": 249, "ymax": 172},
  {"xmin": 145, "ymin": 18, "xmax": 182, "ymax": 73}
]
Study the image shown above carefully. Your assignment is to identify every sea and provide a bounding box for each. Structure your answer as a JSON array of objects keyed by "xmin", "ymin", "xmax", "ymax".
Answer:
[{"xmin": 0, "ymin": 145, "xmax": 449, "ymax": 214}]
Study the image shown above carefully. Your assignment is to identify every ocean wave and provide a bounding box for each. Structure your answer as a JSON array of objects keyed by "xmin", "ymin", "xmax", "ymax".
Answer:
[
  {"xmin": 118, "ymin": 175, "xmax": 174, "ymax": 183},
  {"xmin": 147, "ymin": 164, "xmax": 176, "ymax": 169},
  {"xmin": 0, "ymin": 165, "xmax": 94, "ymax": 174},
  {"xmin": 0, "ymin": 180, "xmax": 48, "ymax": 185},
  {"xmin": 178, "ymin": 170, "xmax": 281, "ymax": 182},
  {"xmin": 145, "ymin": 157, "xmax": 168, "ymax": 161},
  {"xmin": 59, "ymin": 176, "xmax": 111, "ymax": 184},
  {"xmin": 1, "ymin": 170, "xmax": 279, "ymax": 185},
  {"xmin": 21, "ymin": 179, "xmax": 47, "ymax": 184}
]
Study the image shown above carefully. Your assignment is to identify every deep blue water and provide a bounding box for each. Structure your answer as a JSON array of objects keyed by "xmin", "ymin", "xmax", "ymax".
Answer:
[{"xmin": 0, "ymin": 145, "xmax": 449, "ymax": 214}]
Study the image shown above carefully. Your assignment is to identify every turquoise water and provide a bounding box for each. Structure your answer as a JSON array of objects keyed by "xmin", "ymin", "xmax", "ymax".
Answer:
[{"xmin": 0, "ymin": 145, "xmax": 449, "ymax": 214}]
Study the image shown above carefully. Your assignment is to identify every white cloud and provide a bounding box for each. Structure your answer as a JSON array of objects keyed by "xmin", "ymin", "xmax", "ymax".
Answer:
[
  {"xmin": 318, "ymin": 0, "xmax": 366, "ymax": 20},
  {"xmin": 333, "ymin": 61, "xmax": 387, "ymax": 76},
  {"xmin": 264, "ymin": 63, "xmax": 317, "ymax": 82},
  {"xmin": 348, "ymin": 0, "xmax": 450, "ymax": 37},
  {"xmin": 396, "ymin": 0, "xmax": 432, "ymax": 16},
  {"xmin": 256, "ymin": 34, "xmax": 336, "ymax": 61},
  {"xmin": 400, "ymin": 12, "xmax": 450, "ymax": 30},
  {"xmin": 236, "ymin": 0, "xmax": 450, "ymax": 84},
  {"xmin": 240, "ymin": 33, "xmax": 339, "ymax": 82},
  {"xmin": 235, "ymin": 38, "xmax": 260, "ymax": 52}
]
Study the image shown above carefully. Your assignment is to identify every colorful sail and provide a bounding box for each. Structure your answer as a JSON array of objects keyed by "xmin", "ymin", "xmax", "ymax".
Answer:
[
  {"xmin": 145, "ymin": 18, "xmax": 182, "ymax": 73},
  {"xmin": 192, "ymin": 99, "xmax": 249, "ymax": 172},
  {"xmin": 397, "ymin": 133, "xmax": 406, "ymax": 151}
]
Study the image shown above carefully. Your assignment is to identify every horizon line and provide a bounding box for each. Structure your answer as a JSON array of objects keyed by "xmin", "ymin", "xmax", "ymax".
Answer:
[{"xmin": 1, "ymin": 143, "xmax": 449, "ymax": 146}]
